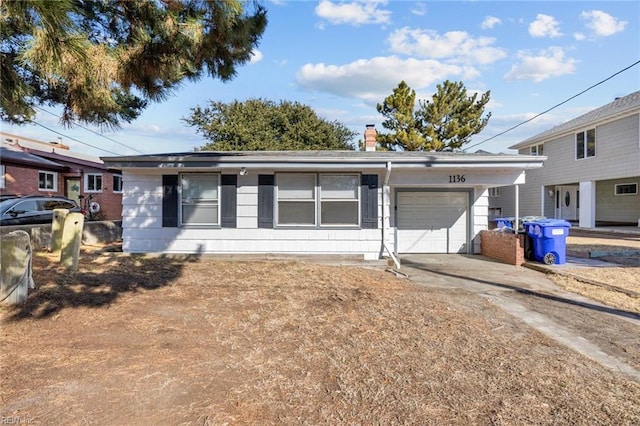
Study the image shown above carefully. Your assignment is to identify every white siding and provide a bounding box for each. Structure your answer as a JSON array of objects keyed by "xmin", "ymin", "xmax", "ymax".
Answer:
[
  {"xmin": 120, "ymin": 167, "xmax": 527, "ymax": 257},
  {"xmin": 514, "ymin": 113, "xmax": 640, "ymax": 221}
]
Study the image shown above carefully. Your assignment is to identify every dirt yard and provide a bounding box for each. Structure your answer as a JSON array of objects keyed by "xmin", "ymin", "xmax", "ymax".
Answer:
[
  {"xmin": 546, "ymin": 232, "xmax": 640, "ymax": 313},
  {"xmin": 1, "ymin": 246, "xmax": 639, "ymax": 425}
]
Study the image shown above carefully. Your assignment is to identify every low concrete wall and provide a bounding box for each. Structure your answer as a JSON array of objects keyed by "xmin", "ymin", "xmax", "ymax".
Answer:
[
  {"xmin": 0, "ymin": 220, "xmax": 122, "ymax": 249},
  {"xmin": 481, "ymin": 230, "xmax": 525, "ymax": 266}
]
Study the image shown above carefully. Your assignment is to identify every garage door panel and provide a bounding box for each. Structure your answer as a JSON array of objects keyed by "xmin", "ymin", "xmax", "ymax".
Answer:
[{"xmin": 396, "ymin": 191, "xmax": 468, "ymax": 253}]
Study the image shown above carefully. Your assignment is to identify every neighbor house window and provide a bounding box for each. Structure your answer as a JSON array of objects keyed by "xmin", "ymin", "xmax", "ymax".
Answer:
[
  {"xmin": 85, "ymin": 173, "xmax": 103, "ymax": 192},
  {"xmin": 530, "ymin": 144, "xmax": 544, "ymax": 156},
  {"xmin": 0, "ymin": 165, "xmax": 5, "ymax": 189},
  {"xmin": 180, "ymin": 173, "xmax": 219, "ymax": 225},
  {"xmin": 488, "ymin": 187, "xmax": 500, "ymax": 197},
  {"xmin": 576, "ymin": 128, "xmax": 596, "ymax": 159},
  {"xmin": 488, "ymin": 207, "xmax": 502, "ymax": 217},
  {"xmin": 276, "ymin": 173, "xmax": 360, "ymax": 227},
  {"xmin": 615, "ymin": 183, "xmax": 638, "ymax": 196},
  {"xmin": 113, "ymin": 175, "xmax": 123, "ymax": 193},
  {"xmin": 38, "ymin": 171, "xmax": 57, "ymax": 191}
]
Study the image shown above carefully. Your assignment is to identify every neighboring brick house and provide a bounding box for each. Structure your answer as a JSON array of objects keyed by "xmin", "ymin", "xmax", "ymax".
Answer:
[{"xmin": 1, "ymin": 132, "xmax": 123, "ymax": 221}]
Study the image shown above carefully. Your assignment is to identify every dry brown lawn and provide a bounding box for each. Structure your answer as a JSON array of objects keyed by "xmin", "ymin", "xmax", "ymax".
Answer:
[
  {"xmin": 1, "ymin": 246, "xmax": 639, "ymax": 425},
  {"xmin": 545, "ymin": 233, "xmax": 640, "ymax": 314}
]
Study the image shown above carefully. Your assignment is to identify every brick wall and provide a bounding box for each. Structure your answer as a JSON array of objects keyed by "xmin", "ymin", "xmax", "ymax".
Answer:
[
  {"xmin": 480, "ymin": 230, "xmax": 525, "ymax": 266},
  {"xmin": 1, "ymin": 164, "xmax": 61, "ymax": 196}
]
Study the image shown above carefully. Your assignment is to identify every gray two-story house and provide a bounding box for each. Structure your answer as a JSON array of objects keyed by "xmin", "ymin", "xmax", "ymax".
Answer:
[{"xmin": 490, "ymin": 90, "xmax": 640, "ymax": 228}]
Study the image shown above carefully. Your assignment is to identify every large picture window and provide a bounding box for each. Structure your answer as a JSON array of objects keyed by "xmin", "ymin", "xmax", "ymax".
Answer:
[
  {"xmin": 180, "ymin": 173, "xmax": 219, "ymax": 225},
  {"xmin": 276, "ymin": 173, "xmax": 360, "ymax": 227},
  {"xmin": 576, "ymin": 128, "xmax": 596, "ymax": 159},
  {"xmin": 38, "ymin": 171, "xmax": 57, "ymax": 191}
]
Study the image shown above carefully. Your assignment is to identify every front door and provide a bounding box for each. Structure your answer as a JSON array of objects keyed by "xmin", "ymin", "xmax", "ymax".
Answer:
[
  {"xmin": 66, "ymin": 178, "xmax": 81, "ymax": 204},
  {"xmin": 555, "ymin": 185, "xmax": 579, "ymax": 221}
]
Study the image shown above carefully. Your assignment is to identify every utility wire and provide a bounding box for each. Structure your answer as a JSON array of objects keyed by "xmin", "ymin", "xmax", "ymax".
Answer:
[
  {"xmin": 27, "ymin": 119, "xmax": 122, "ymax": 156},
  {"xmin": 464, "ymin": 59, "xmax": 640, "ymax": 152},
  {"xmin": 34, "ymin": 105, "xmax": 146, "ymax": 154}
]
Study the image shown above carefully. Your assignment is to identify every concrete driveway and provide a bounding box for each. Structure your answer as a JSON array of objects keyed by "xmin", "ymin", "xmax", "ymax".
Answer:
[{"xmin": 399, "ymin": 254, "xmax": 640, "ymax": 382}]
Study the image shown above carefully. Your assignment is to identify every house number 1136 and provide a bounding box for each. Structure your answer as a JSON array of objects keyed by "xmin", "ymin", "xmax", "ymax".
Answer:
[{"xmin": 449, "ymin": 174, "xmax": 466, "ymax": 183}]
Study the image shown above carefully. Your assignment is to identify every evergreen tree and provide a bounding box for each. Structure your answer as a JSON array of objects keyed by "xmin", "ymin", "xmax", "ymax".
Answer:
[
  {"xmin": 1, "ymin": 0, "xmax": 267, "ymax": 128},
  {"xmin": 185, "ymin": 98, "xmax": 356, "ymax": 151},
  {"xmin": 376, "ymin": 80, "xmax": 491, "ymax": 151},
  {"xmin": 375, "ymin": 81, "xmax": 425, "ymax": 151},
  {"xmin": 416, "ymin": 80, "xmax": 491, "ymax": 151}
]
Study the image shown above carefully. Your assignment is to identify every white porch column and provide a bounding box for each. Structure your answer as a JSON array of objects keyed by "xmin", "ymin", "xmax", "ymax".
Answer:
[{"xmin": 579, "ymin": 181, "xmax": 596, "ymax": 228}]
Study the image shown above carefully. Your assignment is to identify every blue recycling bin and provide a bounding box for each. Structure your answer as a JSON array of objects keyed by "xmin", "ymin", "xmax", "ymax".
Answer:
[
  {"xmin": 494, "ymin": 217, "xmax": 515, "ymax": 229},
  {"xmin": 524, "ymin": 219, "xmax": 571, "ymax": 265}
]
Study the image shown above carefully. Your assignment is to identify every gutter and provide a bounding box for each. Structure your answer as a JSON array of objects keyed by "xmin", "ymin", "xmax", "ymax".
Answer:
[{"xmin": 382, "ymin": 161, "xmax": 401, "ymax": 270}]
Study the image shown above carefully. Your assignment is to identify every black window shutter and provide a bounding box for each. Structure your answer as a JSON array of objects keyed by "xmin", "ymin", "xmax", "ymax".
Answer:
[
  {"xmin": 162, "ymin": 175, "xmax": 179, "ymax": 227},
  {"xmin": 221, "ymin": 175, "xmax": 237, "ymax": 228},
  {"xmin": 361, "ymin": 174, "xmax": 378, "ymax": 229},
  {"xmin": 258, "ymin": 174, "xmax": 274, "ymax": 228}
]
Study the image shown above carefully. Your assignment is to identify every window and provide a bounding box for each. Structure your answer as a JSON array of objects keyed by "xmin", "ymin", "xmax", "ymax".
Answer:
[
  {"xmin": 113, "ymin": 175, "xmax": 123, "ymax": 193},
  {"xmin": 615, "ymin": 183, "xmax": 638, "ymax": 196},
  {"xmin": 277, "ymin": 173, "xmax": 316, "ymax": 225},
  {"xmin": 320, "ymin": 174, "xmax": 359, "ymax": 226},
  {"xmin": 576, "ymin": 128, "xmax": 596, "ymax": 159},
  {"xmin": 488, "ymin": 207, "xmax": 502, "ymax": 217},
  {"xmin": 85, "ymin": 173, "xmax": 103, "ymax": 192},
  {"xmin": 0, "ymin": 165, "xmax": 5, "ymax": 189},
  {"xmin": 276, "ymin": 173, "xmax": 360, "ymax": 227},
  {"xmin": 180, "ymin": 173, "xmax": 219, "ymax": 225},
  {"xmin": 38, "ymin": 171, "xmax": 57, "ymax": 191},
  {"xmin": 530, "ymin": 144, "xmax": 544, "ymax": 156},
  {"xmin": 488, "ymin": 187, "xmax": 500, "ymax": 197}
]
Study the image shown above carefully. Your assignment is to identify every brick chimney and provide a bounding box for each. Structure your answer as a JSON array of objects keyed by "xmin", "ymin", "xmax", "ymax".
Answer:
[{"xmin": 364, "ymin": 124, "xmax": 377, "ymax": 151}]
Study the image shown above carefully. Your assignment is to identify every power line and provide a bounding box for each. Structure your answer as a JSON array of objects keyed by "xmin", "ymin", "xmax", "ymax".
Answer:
[
  {"xmin": 34, "ymin": 105, "xmax": 146, "ymax": 154},
  {"xmin": 464, "ymin": 59, "xmax": 640, "ymax": 152},
  {"xmin": 27, "ymin": 119, "xmax": 122, "ymax": 156}
]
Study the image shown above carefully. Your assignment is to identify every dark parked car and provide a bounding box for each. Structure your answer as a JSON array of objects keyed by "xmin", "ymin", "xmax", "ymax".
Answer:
[{"xmin": 0, "ymin": 195, "xmax": 81, "ymax": 226}]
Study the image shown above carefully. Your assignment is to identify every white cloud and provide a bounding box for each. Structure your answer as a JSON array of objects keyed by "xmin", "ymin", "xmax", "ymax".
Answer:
[
  {"xmin": 481, "ymin": 16, "xmax": 501, "ymax": 30},
  {"xmin": 504, "ymin": 47, "xmax": 577, "ymax": 82},
  {"xmin": 296, "ymin": 56, "xmax": 466, "ymax": 103},
  {"xmin": 387, "ymin": 27, "xmax": 507, "ymax": 65},
  {"xmin": 573, "ymin": 32, "xmax": 586, "ymax": 41},
  {"xmin": 410, "ymin": 3, "xmax": 427, "ymax": 16},
  {"xmin": 580, "ymin": 10, "xmax": 627, "ymax": 37},
  {"xmin": 315, "ymin": 0, "xmax": 391, "ymax": 26},
  {"xmin": 249, "ymin": 49, "xmax": 263, "ymax": 64},
  {"xmin": 528, "ymin": 14, "xmax": 562, "ymax": 38}
]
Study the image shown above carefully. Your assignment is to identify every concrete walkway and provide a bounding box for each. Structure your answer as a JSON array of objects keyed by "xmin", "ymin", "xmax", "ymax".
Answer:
[{"xmin": 398, "ymin": 254, "xmax": 640, "ymax": 382}]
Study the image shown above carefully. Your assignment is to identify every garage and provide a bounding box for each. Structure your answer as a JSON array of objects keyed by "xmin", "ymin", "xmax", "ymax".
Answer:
[{"xmin": 396, "ymin": 191, "xmax": 469, "ymax": 254}]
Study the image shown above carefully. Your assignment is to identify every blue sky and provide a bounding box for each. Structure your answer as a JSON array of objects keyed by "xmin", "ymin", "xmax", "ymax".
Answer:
[{"xmin": 3, "ymin": 0, "xmax": 639, "ymax": 157}]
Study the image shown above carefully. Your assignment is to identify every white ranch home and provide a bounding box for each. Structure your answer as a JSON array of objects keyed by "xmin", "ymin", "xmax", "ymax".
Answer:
[{"xmin": 102, "ymin": 143, "xmax": 544, "ymax": 260}]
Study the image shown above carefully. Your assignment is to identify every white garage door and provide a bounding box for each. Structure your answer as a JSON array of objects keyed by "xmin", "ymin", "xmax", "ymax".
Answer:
[{"xmin": 396, "ymin": 191, "xmax": 468, "ymax": 253}]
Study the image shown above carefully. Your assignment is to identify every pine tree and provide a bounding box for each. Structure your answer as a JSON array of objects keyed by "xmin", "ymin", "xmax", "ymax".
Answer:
[{"xmin": 0, "ymin": 0, "xmax": 267, "ymax": 128}]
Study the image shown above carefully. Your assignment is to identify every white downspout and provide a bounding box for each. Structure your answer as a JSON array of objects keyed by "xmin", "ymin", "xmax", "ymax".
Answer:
[
  {"xmin": 514, "ymin": 184, "xmax": 520, "ymax": 231},
  {"xmin": 382, "ymin": 161, "xmax": 401, "ymax": 269}
]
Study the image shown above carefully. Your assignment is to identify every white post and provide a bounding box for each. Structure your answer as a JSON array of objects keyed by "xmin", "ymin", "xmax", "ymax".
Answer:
[{"xmin": 579, "ymin": 181, "xmax": 596, "ymax": 228}]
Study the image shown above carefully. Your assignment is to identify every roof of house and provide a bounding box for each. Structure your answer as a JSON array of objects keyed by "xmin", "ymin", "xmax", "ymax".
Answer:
[
  {"xmin": 510, "ymin": 90, "xmax": 640, "ymax": 150},
  {"xmin": 0, "ymin": 147, "xmax": 68, "ymax": 171},
  {"xmin": 102, "ymin": 150, "xmax": 545, "ymax": 170}
]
